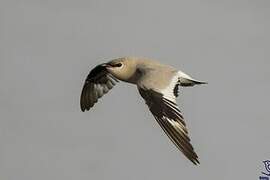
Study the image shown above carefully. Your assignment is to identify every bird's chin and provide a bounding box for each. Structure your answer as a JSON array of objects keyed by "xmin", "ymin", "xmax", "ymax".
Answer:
[
  {"xmin": 105, "ymin": 67, "xmax": 117, "ymax": 78},
  {"xmin": 105, "ymin": 66, "xmax": 113, "ymax": 72}
]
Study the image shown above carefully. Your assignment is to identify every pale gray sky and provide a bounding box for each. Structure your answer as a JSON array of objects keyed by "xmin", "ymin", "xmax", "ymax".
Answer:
[{"xmin": 1, "ymin": 0, "xmax": 270, "ymax": 179}]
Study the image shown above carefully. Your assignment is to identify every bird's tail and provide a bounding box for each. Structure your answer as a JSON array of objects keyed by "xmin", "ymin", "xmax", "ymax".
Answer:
[{"xmin": 178, "ymin": 71, "xmax": 207, "ymax": 87}]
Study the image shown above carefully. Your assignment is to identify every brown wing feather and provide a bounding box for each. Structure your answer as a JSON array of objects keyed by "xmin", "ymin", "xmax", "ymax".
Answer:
[
  {"xmin": 80, "ymin": 64, "xmax": 118, "ymax": 111},
  {"xmin": 138, "ymin": 88, "xmax": 199, "ymax": 165}
]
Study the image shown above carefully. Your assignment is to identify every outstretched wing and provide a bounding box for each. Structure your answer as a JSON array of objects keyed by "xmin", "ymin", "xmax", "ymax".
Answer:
[
  {"xmin": 138, "ymin": 88, "xmax": 199, "ymax": 165},
  {"xmin": 80, "ymin": 64, "xmax": 119, "ymax": 111}
]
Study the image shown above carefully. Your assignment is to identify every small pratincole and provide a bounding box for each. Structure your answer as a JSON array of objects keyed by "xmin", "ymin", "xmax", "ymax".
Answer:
[{"xmin": 80, "ymin": 57, "xmax": 207, "ymax": 165}]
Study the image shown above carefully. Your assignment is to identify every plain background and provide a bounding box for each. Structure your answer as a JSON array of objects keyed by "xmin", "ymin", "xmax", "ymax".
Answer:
[{"xmin": 1, "ymin": 0, "xmax": 270, "ymax": 179}]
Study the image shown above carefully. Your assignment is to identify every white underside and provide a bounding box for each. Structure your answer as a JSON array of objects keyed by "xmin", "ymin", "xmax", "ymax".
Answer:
[{"xmin": 160, "ymin": 70, "xmax": 195, "ymax": 102}]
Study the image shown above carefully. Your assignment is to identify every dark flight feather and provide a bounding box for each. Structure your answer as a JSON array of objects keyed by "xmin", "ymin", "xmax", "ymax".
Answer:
[
  {"xmin": 138, "ymin": 88, "xmax": 199, "ymax": 165},
  {"xmin": 80, "ymin": 64, "xmax": 118, "ymax": 111}
]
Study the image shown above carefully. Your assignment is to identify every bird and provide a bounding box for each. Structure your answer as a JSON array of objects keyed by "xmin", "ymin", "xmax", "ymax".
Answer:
[{"xmin": 80, "ymin": 57, "xmax": 207, "ymax": 165}]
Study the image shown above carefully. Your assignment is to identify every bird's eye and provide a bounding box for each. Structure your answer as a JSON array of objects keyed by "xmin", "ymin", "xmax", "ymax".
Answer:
[{"xmin": 114, "ymin": 63, "xmax": 122, "ymax": 67}]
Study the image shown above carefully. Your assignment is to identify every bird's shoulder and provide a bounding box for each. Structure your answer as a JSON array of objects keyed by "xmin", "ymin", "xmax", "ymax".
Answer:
[{"xmin": 137, "ymin": 69, "xmax": 179, "ymax": 101}]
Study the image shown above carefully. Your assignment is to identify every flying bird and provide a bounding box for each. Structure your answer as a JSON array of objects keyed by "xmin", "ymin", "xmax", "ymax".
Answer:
[{"xmin": 80, "ymin": 57, "xmax": 206, "ymax": 165}]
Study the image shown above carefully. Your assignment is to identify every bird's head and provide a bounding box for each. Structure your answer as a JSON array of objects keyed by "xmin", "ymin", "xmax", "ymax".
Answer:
[{"xmin": 103, "ymin": 57, "xmax": 137, "ymax": 83}]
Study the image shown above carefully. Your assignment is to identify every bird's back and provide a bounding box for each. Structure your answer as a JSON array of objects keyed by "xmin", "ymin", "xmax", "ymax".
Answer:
[{"xmin": 131, "ymin": 57, "xmax": 178, "ymax": 91}]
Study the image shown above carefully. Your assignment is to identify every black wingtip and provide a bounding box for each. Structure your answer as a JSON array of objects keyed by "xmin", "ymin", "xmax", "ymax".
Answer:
[
  {"xmin": 80, "ymin": 104, "xmax": 85, "ymax": 112},
  {"xmin": 186, "ymin": 152, "xmax": 200, "ymax": 165},
  {"xmin": 80, "ymin": 96, "xmax": 86, "ymax": 112},
  {"xmin": 192, "ymin": 158, "xmax": 200, "ymax": 165}
]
